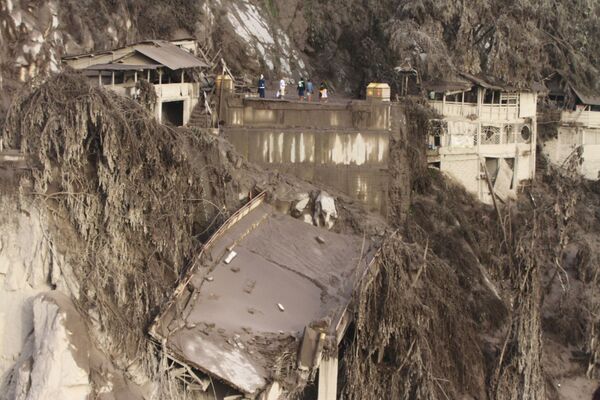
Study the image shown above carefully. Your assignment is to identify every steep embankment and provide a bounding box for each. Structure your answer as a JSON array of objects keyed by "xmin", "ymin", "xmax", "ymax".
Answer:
[{"xmin": 0, "ymin": 73, "xmax": 387, "ymax": 398}]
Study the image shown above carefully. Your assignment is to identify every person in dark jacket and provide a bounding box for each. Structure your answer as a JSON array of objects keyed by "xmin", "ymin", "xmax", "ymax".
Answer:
[
  {"xmin": 297, "ymin": 77, "xmax": 305, "ymax": 100},
  {"xmin": 258, "ymin": 74, "xmax": 266, "ymax": 98},
  {"xmin": 593, "ymin": 385, "xmax": 600, "ymax": 400}
]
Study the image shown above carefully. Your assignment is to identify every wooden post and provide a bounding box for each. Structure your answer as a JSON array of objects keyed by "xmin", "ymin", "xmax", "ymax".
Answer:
[
  {"xmin": 111, "ymin": 71, "xmax": 115, "ymax": 87},
  {"xmin": 461, "ymin": 91, "xmax": 465, "ymax": 117},
  {"xmin": 98, "ymin": 72, "xmax": 102, "ymax": 86},
  {"xmin": 147, "ymin": 69, "xmax": 150, "ymax": 81},
  {"xmin": 134, "ymin": 71, "xmax": 138, "ymax": 83},
  {"xmin": 181, "ymin": 70, "xmax": 184, "ymax": 83}
]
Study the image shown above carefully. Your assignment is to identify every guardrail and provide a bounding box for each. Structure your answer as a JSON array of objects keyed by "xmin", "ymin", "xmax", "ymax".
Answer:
[
  {"xmin": 561, "ymin": 110, "xmax": 600, "ymax": 128},
  {"xmin": 429, "ymin": 101, "xmax": 519, "ymax": 121}
]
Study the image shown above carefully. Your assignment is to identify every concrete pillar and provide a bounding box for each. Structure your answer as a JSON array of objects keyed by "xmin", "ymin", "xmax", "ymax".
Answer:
[
  {"xmin": 318, "ymin": 356, "xmax": 338, "ymax": 400},
  {"xmin": 530, "ymin": 93, "xmax": 538, "ymax": 180},
  {"xmin": 156, "ymin": 101, "xmax": 162, "ymax": 123},
  {"xmin": 442, "ymin": 93, "xmax": 446, "ymax": 115},
  {"xmin": 183, "ymin": 98, "xmax": 191, "ymax": 125}
]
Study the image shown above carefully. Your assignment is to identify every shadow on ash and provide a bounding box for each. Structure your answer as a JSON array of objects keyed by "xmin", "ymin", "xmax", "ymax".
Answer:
[{"xmin": 150, "ymin": 192, "xmax": 379, "ymax": 399}]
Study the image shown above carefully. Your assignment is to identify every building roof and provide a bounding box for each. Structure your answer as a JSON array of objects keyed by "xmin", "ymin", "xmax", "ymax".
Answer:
[
  {"xmin": 150, "ymin": 194, "xmax": 376, "ymax": 396},
  {"xmin": 133, "ymin": 41, "xmax": 208, "ymax": 70},
  {"xmin": 425, "ymin": 72, "xmax": 546, "ymax": 94},
  {"xmin": 544, "ymin": 72, "xmax": 600, "ymax": 105},
  {"xmin": 423, "ymin": 76, "xmax": 473, "ymax": 93},
  {"xmin": 84, "ymin": 63, "xmax": 162, "ymax": 71},
  {"xmin": 63, "ymin": 39, "xmax": 209, "ymax": 70},
  {"xmin": 571, "ymin": 86, "xmax": 600, "ymax": 106}
]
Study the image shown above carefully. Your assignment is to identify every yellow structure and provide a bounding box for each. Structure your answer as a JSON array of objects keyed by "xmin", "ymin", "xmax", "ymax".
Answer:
[{"xmin": 366, "ymin": 83, "xmax": 391, "ymax": 102}]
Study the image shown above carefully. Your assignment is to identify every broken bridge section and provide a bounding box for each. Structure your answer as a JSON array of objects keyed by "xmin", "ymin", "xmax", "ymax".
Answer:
[
  {"xmin": 220, "ymin": 96, "xmax": 406, "ymax": 215},
  {"xmin": 150, "ymin": 194, "xmax": 377, "ymax": 398}
]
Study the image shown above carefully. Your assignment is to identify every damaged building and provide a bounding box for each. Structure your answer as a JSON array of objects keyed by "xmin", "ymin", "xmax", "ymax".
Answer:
[
  {"xmin": 62, "ymin": 39, "xmax": 209, "ymax": 126},
  {"xmin": 425, "ymin": 73, "xmax": 540, "ymax": 204},
  {"xmin": 150, "ymin": 193, "xmax": 378, "ymax": 399},
  {"xmin": 541, "ymin": 73, "xmax": 600, "ymax": 179}
]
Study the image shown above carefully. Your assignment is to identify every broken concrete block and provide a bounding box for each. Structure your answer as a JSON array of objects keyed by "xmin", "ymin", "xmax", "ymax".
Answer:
[
  {"xmin": 313, "ymin": 191, "xmax": 338, "ymax": 229},
  {"xmin": 291, "ymin": 193, "xmax": 310, "ymax": 218},
  {"xmin": 297, "ymin": 325, "xmax": 328, "ymax": 372},
  {"xmin": 316, "ymin": 236, "xmax": 326, "ymax": 244},
  {"xmin": 224, "ymin": 250, "xmax": 238, "ymax": 264}
]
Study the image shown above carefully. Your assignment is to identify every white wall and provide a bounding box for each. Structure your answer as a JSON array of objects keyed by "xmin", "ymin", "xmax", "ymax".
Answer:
[{"xmin": 440, "ymin": 153, "xmax": 481, "ymax": 196}]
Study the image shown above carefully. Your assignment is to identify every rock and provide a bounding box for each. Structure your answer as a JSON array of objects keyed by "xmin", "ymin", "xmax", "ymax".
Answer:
[
  {"xmin": 6, "ymin": 293, "xmax": 92, "ymax": 400},
  {"xmin": 291, "ymin": 192, "xmax": 310, "ymax": 218},
  {"xmin": 313, "ymin": 191, "xmax": 338, "ymax": 229}
]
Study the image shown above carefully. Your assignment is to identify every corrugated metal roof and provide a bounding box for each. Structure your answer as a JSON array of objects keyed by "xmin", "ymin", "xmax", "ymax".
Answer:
[
  {"xmin": 133, "ymin": 40, "xmax": 208, "ymax": 70},
  {"xmin": 423, "ymin": 77, "xmax": 473, "ymax": 93},
  {"xmin": 63, "ymin": 39, "xmax": 209, "ymax": 70},
  {"xmin": 84, "ymin": 63, "xmax": 162, "ymax": 71},
  {"xmin": 572, "ymin": 86, "xmax": 600, "ymax": 106},
  {"xmin": 459, "ymin": 72, "xmax": 506, "ymax": 91}
]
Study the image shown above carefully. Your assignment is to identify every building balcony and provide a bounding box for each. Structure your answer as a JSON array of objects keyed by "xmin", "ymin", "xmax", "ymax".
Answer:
[
  {"xmin": 428, "ymin": 100, "xmax": 520, "ymax": 121},
  {"xmin": 561, "ymin": 110, "xmax": 600, "ymax": 128}
]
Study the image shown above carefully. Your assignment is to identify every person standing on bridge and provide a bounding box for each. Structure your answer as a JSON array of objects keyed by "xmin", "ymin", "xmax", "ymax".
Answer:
[
  {"xmin": 319, "ymin": 81, "xmax": 328, "ymax": 103},
  {"xmin": 306, "ymin": 78, "xmax": 314, "ymax": 102},
  {"xmin": 297, "ymin": 77, "xmax": 306, "ymax": 101},
  {"xmin": 258, "ymin": 74, "xmax": 266, "ymax": 98},
  {"xmin": 278, "ymin": 78, "xmax": 286, "ymax": 99}
]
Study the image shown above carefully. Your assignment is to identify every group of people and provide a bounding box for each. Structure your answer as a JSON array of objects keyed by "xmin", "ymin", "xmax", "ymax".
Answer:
[{"xmin": 257, "ymin": 74, "xmax": 328, "ymax": 102}]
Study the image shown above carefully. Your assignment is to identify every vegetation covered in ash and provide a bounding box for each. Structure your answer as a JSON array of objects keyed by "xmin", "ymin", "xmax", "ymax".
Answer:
[
  {"xmin": 276, "ymin": 0, "xmax": 600, "ymax": 93},
  {"xmin": 337, "ymin": 158, "xmax": 600, "ymax": 399}
]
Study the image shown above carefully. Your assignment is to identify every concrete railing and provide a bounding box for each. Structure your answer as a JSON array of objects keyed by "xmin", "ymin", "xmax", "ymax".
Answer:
[
  {"xmin": 429, "ymin": 101, "xmax": 519, "ymax": 121},
  {"xmin": 429, "ymin": 101, "xmax": 478, "ymax": 118},
  {"xmin": 561, "ymin": 110, "xmax": 600, "ymax": 128},
  {"xmin": 156, "ymin": 83, "xmax": 195, "ymax": 99},
  {"xmin": 480, "ymin": 104, "xmax": 519, "ymax": 121},
  {"xmin": 224, "ymin": 97, "xmax": 391, "ymax": 131}
]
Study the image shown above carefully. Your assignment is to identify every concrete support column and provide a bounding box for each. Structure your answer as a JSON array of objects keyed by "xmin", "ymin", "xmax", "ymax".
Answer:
[
  {"xmin": 530, "ymin": 93, "xmax": 538, "ymax": 180},
  {"xmin": 156, "ymin": 101, "xmax": 162, "ymax": 123},
  {"xmin": 183, "ymin": 98, "xmax": 191, "ymax": 126},
  {"xmin": 318, "ymin": 355, "xmax": 338, "ymax": 400}
]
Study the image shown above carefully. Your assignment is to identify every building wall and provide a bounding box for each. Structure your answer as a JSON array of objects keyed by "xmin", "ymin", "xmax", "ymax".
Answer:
[
  {"xmin": 225, "ymin": 128, "xmax": 390, "ymax": 214},
  {"xmin": 427, "ymin": 90, "xmax": 537, "ymax": 204},
  {"xmin": 542, "ymin": 125, "xmax": 600, "ymax": 179},
  {"xmin": 439, "ymin": 153, "xmax": 481, "ymax": 196},
  {"xmin": 223, "ymin": 97, "xmax": 390, "ymax": 131},
  {"xmin": 222, "ymin": 98, "xmax": 395, "ymax": 214}
]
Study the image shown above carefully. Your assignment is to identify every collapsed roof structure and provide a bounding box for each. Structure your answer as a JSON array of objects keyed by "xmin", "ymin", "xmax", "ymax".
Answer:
[{"xmin": 150, "ymin": 193, "xmax": 378, "ymax": 399}]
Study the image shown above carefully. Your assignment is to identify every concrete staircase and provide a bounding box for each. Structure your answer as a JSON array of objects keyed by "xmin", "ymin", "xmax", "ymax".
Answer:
[{"xmin": 188, "ymin": 102, "xmax": 212, "ymax": 128}]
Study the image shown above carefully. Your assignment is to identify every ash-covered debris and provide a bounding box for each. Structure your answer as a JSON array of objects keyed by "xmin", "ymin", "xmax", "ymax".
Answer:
[
  {"xmin": 150, "ymin": 193, "xmax": 377, "ymax": 398},
  {"xmin": 0, "ymin": 72, "xmax": 387, "ymax": 399}
]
